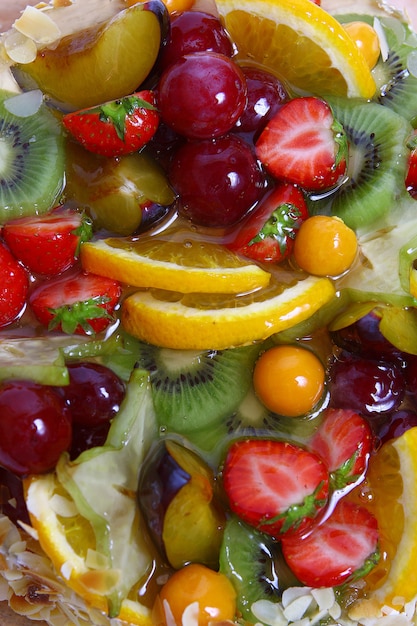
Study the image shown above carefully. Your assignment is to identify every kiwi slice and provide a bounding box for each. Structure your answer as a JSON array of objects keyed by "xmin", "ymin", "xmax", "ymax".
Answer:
[
  {"xmin": 0, "ymin": 89, "xmax": 65, "ymax": 224},
  {"xmin": 308, "ymin": 98, "xmax": 411, "ymax": 231},
  {"xmin": 337, "ymin": 14, "xmax": 417, "ymax": 124},
  {"xmin": 134, "ymin": 341, "xmax": 261, "ymax": 447},
  {"xmin": 206, "ymin": 384, "xmax": 326, "ymax": 460},
  {"xmin": 219, "ymin": 516, "xmax": 301, "ymax": 623}
]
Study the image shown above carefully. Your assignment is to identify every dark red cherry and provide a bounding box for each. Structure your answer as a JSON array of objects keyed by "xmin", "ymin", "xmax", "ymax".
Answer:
[
  {"xmin": 329, "ymin": 355, "xmax": 405, "ymax": 418},
  {"xmin": 58, "ymin": 362, "xmax": 125, "ymax": 426},
  {"xmin": 0, "ymin": 380, "xmax": 72, "ymax": 476},
  {"xmin": 159, "ymin": 10, "xmax": 233, "ymax": 70}
]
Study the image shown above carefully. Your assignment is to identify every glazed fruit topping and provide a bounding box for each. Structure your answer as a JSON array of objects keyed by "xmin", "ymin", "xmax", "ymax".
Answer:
[
  {"xmin": 255, "ymin": 96, "xmax": 349, "ymax": 191},
  {"xmin": 0, "ymin": 379, "xmax": 72, "ymax": 476},
  {"xmin": 222, "ymin": 438, "xmax": 330, "ymax": 538},
  {"xmin": 227, "ymin": 183, "xmax": 309, "ymax": 263},
  {"xmin": 169, "ymin": 133, "xmax": 265, "ymax": 227},
  {"xmin": 158, "ymin": 51, "xmax": 247, "ymax": 139},
  {"xmin": 62, "ymin": 90, "xmax": 160, "ymax": 157}
]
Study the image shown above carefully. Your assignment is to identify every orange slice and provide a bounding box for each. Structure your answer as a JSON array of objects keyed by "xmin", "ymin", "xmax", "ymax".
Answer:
[
  {"xmin": 216, "ymin": 0, "xmax": 376, "ymax": 98},
  {"xmin": 80, "ymin": 236, "xmax": 271, "ymax": 294},
  {"xmin": 121, "ymin": 275, "xmax": 335, "ymax": 350},
  {"xmin": 349, "ymin": 427, "xmax": 417, "ymax": 619},
  {"xmin": 24, "ymin": 473, "xmax": 152, "ymax": 626}
]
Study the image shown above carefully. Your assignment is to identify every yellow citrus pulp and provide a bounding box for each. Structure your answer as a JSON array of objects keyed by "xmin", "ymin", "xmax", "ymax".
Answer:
[
  {"xmin": 216, "ymin": 0, "xmax": 376, "ymax": 98},
  {"xmin": 121, "ymin": 275, "xmax": 335, "ymax": 350},
  {"xmin": 23, "ymin": 473, "xmax": 152, "ymax": 626},
  {"xmin": 348, "ymin": 427, "xmax": 417, "ymax": 620},
  {"xmin": 81, "ymin": 237, "xmax": 271, "ymax": 295}
]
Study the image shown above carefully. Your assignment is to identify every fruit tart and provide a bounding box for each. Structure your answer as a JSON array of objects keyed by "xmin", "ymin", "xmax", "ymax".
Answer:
[{"xmin": 1, "ymin": 0, "xmax": 417, "ymax": 625}]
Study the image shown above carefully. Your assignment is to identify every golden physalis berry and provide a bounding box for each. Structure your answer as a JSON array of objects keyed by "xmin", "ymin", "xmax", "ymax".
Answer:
[
  {"xmin": 153, "ymin": 563, "xmax": 236, "ymax": 626},
  {"xmin": 253, "ymin": 345, "xmax": 326, "ymax": 417},
  {"xmin": 293, "ymin": 215, "xmax": 358, "ymax": 277},
  {"xmin": 343, "ymin": 21, "xmax": 381, "ymax": 70}
]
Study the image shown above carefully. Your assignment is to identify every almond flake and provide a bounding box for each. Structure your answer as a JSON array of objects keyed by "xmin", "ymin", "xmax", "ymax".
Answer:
[
  {"xmin": 14, "ymin": 5, "xmax": 61, "ymax": 46},
  {"xmin": 182, "ymin": 601, "xmax": 200, "ymax": 626},
  {"xmin": 283, "ymin": 595, "xmax": 313, "ymax": 622},
  {"xmin": 49, "ymin": 493, "xmax": 78, "ymax": 517},
  {"xmin": 3, "ymin": 30, "xmax": 37, "ymax": 64},
  {"xmin": 4, "ymin": 90, "xmax": 43, "ymax": 118}
]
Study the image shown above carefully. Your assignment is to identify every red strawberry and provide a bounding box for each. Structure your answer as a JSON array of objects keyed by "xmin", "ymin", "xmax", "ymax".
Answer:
[
  {"xmin": 227, "ymin": 183, "xmax": 309, "ymax": 263},
  {"xmin": 406, "ymin": 129, "xmax": 417, "ymax": 198},
  {"xmin": 222, "ymin": 438, "xmax": 329, "ymax": 538},
  {"xmin": 0, "ymin": 242, "xmax": 28, "ymax": 327},
  {"xmin": 3, "ymin": 208, "xmax": 92, "ymax": 276},
  {"xmin": 309, "ymin": 408, "xmax": 373, "ymax": 491},
  {"xmin": 29, "ymin": 269, "xmax": 122, "ymax": 335},
  {"xmin": 281, "ymin": 499, "xmax": 380, "ymax": 587},
  {"xmin": 62, "ymin": 90, "xmax": 159, "ymax": 157},
  {"xmin": 255, "ymin": 96, "xmax": 348, "ymax": 191}
]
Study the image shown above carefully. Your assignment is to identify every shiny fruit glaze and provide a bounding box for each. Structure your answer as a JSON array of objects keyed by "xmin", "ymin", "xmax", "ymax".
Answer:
[
  {"xmin": 154, "ymin": 563, "xmax": 237, "ymax": 626},
  {"xmin": 0, "ymin": 380, "xmax": 72, "ymax": 476},
  {"xmin": 1, "ymin": 2, "xmax": 417, "ymax": 625},
  {"xmin": 253, "ymin": 345, "xmax": 326, "ymax": 417}
]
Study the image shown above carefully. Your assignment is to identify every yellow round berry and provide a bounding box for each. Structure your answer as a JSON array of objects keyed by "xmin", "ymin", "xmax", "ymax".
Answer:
[
  {"xmin": 153, "ymin": 563, "xmax": 236, "ymax": 626},
  {"xmin": 253, "ymin": 345, "xmax": 325, "ymax": 417},
  {"xmin": 293, "ymin": 215, "xmax": 358, "ymax": 277},
  {"xmin": 343, "ymin": 21, "xmax": 381, "ymax": 70}
]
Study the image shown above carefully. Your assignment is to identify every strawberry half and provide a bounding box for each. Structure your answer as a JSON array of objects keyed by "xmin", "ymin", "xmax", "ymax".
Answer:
[
  {"xmin": 0, "ymin": 242, "xmax": 28, "ymax": 327},
  {"xmin": 282, "ymin": 499, "xmax": 380, "ymax": 588},
  {"xmin": 62, "ymin": 90, "xmax": 159, "ymax": 157},
  {"xmin": 222, "ymin": 438, "xmax": 329, "ymax": 538},
  {"xmin": 309, "ymin": 408, "xmax": 373, "ymax": 491},
  {"xmin": 3, "ymin": 207, "xmax": 93, "ymax": 276},
  {"xmin": 29, "ymin": 269, "xmax": 122, "ymax": 335},
  {"xmin": 255, "ymin": 96, "xmax": 348, "ymax": 191},
  {"xmin": 406, "ymin": 129, "xmax": 417, "ymax": 198},
  {"xmin": 227, "ymin": 183, "xmax": 309, "ymax": 263}
]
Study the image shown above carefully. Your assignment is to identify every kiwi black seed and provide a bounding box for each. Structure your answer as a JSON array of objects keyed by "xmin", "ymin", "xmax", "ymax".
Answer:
[
  {"xmin": 0, "ymin": 89, "xmax": 65, "ymax": 224},
  {"xmin": 308, "ymin": 98, "xmax": 411, "ymax": 232},
  {"xmin": 219, "ymin": 516, "xmax": 301, "ymax": 623},
  {"xmin": 134, "ymin": 340, "xmax": 261, "ymax": 448}
]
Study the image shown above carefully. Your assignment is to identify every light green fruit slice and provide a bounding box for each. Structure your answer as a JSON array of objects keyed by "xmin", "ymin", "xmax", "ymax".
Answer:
[
  {"xmin": 338, "ymin": 196, "xmax": 417, "ymax": 306},
  {"xmin": 0, "ymin": 337, "xmax": 69, "ymax": 385},
  {"xmin": 56, "ymin": 368, "xmax": 157, "ymax": 618}
]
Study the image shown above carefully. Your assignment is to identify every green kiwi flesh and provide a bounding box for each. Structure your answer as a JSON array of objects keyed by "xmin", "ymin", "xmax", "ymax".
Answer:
[
  {"xmin": 0, "ymin": 90, "xmax": 65, "ymax": 224},
  {"xmin": 219, "ymin": 516, "xmax": 300, "ymax": 623},
  {"xmin": 133, "ymin": 341, "xmax": 261, "ymax": 446},
  {"xmin": 308, "ymin": 98, "xmax": 411, "ymax": 232}
]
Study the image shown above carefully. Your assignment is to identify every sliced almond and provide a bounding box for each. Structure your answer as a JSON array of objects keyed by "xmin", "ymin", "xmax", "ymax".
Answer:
[
  {"xmin": 14, "ymin": 5, "xmax": 61, "ymax": 45},
  {"xmin": 3, "ymin": 30, "xmax": 37, "ymax": 64}
]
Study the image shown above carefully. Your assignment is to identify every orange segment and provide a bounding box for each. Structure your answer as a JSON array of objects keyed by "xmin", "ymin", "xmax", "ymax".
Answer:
[
  {"xmin": 121, "ymin": 275, "xmax": 335, "ymax": 350},
  {"xmin": 80, "ymin": 237, "xmax": 271, "ymax": 294},
  {"xmin": 216, "ymin": 0, "xmax": 376, "ymax": 98},
  {"xmin": 23, "ymin": 473, "xmax": 152, "ymax": 626},
  {"xmin": 349, "ymin": 427, "xmax": 417, "ymax": 619}
]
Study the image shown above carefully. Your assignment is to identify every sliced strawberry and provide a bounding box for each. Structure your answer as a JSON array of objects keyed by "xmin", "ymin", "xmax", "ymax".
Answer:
[
  {"xmin": 309, "ymin": 408, "xmax": 373, "ymax": 491},
  {"xmin": 63, "ymin": 90, "xmax": 160, "ymax": 157},
  {"xmin": 255, "ymin": 96, "xmax": 348, "ymax": 191},
  {"xmin": 282, "ymin": 499, "xmax": 380, "ymax": 588},
  {"xmin": 406, "ymin": 130, "xmax": 417, "ymax": 199},
  {"xmin": 226, "ymin": 183, "xmax": 309, "ymax": 263},
  {"xmin": 29, "ymin": 269, "xmax": 122, "ymax": 335},
  {"xmin": 0, "ymin": 242, "xmax": 28, "ymax": 327},
  {"xmin": 222, "ymin": 438, "xmax": 329, "ymax": 538},
  {"xmin": 3, "ymin": 207, "xmax": 93, "ymax": 276}
]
